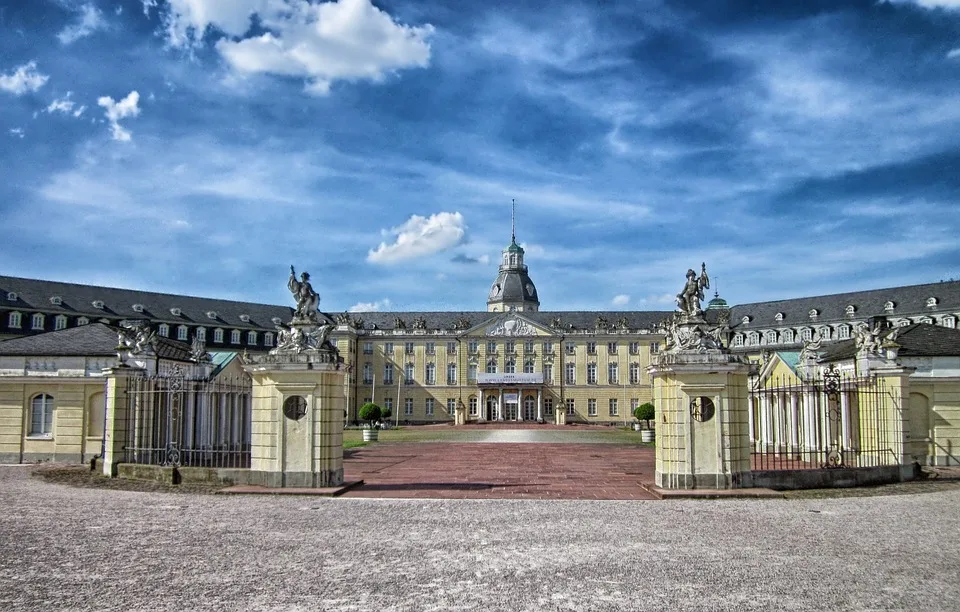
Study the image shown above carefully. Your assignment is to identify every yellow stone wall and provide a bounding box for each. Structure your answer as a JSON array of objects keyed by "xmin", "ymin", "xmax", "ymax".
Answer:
[
  {"xmin": 0, "ymin": 378, "xmax": 106, "ymax": 463},
  {"xmin": 910, "ymin": 379, "xmax": 960, "ymax": 466}
]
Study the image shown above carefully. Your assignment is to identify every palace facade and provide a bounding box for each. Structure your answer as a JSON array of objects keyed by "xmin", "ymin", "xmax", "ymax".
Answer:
[{"xmin": 2, "ymin": 230, "xmax": 960, "ymax": 433}]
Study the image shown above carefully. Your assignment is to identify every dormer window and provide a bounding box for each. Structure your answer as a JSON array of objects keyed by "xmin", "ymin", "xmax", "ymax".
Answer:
[
  {"xmin": 92, "ymin": 300, "xmax": 104, "ymax": 310},
  {"xmin": 844, "ymin": 305, "xmax": 856, "ymax": 317},
  {"xmin": 271, "ymin": 317, "xmax": 282, "ymax": 325},
  {"xmin": 158, "ymin": 323, "xmax": 169, "ymax": 337},
  {"xmin": 927, "ymin": 297, "xmax": 938, "ymax": 308},
  {"xmin": 808, "ymin": 309, "xmax": 819, "ymax": 321},
  {"xmin": 741, "ymin": 316, "xmax": 751, "ymax": 325},
  {"xmin": 170, "ymin": 308, "xmax": 181, "ymax": 317},
  {"xmin": 49, "ymin": 296, "xmax": 62, "ymax": 306},
  {"xmin": 206, "ymin": 311, "xmax": 218, "ymax": 320},
  {"xmin": 240, "ymin": 314, "xmax": 250, "ymax": 323},
  {"xmin": 6, "ymin": 292, "xmax": 17, "ymax": 301},
  {"xmin": 774, "ymin": 312, "xmax": 784, "ymax": 322},
  {"xmin": 76, "ymin": 316, "xmax": 89, "ymax": 326},
  {"xmin": 884, "ymin": 301, "xmax": 895, "ymax": 313},
  {"xmin": 132, "ymin": 304, "xmax": 144, "ymax": 313}
]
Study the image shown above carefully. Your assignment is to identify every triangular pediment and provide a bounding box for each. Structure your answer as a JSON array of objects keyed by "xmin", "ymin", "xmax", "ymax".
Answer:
[{"xmin": 461, "ymin": 312, "xmax": 556, "ymax": 338}]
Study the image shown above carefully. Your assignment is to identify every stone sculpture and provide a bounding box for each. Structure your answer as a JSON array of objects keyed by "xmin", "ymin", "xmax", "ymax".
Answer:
[{"xmin": 288, "ymin": 265, "xmax": 319, "ymax": 322}]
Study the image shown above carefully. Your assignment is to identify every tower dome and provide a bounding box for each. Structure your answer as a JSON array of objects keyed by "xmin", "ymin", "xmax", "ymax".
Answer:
[{"xmin": 486, "ymin": 201, "xmax": 540, "ymax": 313}]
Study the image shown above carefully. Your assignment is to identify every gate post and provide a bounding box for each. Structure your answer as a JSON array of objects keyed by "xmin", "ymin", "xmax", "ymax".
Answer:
[
  {"xmin": 102, "ymin": 366, "xmax": 146, "ymax": 477},
  {"xmin": 871, "ymin": 364, "xmax": 916, "ymax": 474},
  {"xmin": 650, "ymin": 353, "xmax": 752, "ymax": 489}
]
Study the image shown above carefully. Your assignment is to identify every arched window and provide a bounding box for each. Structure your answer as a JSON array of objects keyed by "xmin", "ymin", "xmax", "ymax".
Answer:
[
  {"xmin": 733, "ymin": 334, "xmax": 744, "ymax": 347},
  {"xmin": 447, "ymin": 363, "xmax": 457, "ymax": 385},
  {"xmin": 629, "ymin": 363, "xmax": 640, "ymax": 384},
  {"xmin": 586, "ymin": 363, "xmax": 597, "ymax": 384},
  {"xmin": 213, "ymin": 328, "xmax": 224, "ymax": 343},
  {"xmin": 781, "ymin": 329, "xmax": 794, "ymax": 344},
  {"xmin": 764, "ymin": 330, "xmax": 777, "ymax": 345},
  {"xmin": 54, "ymin": 315, "xmax": 67, "ymax": 330},
  {"xmin": 8, "ymin": 311, "xmax": 22, "ymax": 328},
  {"xmin": 247, "ymin": 331, "xmax": 257, "ymax": 345},
  {"xmin": 523, "ymin": 360, "xmax": 535, "ymax": 374},
  {"xmin": 177, "ymin": 325, "xmax": 189, "ymax": 341},
  {"xmin": 608, "ymin": 363, "xmax": 618, "ymax": 384},
  {"xmin": 486, "ymin": 358, "xmax": 498, "ymax": 374},
  {"xmin": 505, "ymin": 359, "xmax": 516, "ymax": 374},
  {"xmin": 264, "ymin": 331, "xmax": 274, "ymax": 346},
  {"xmin": 747, "ymin": 332, "xmax": 760, "ymax": 346},
  {"xmin": 30, "ymin": 394, "xmax": 54, "ymax": 436},
  {"xmin": 158, "ymin": 323, "xmax": 169, "ymax": 337},
  {"xmin": 404, "ymin": 363, "xmax": 415, "ymax": 383},
  {"xmin": 230, "ymin": 329, "xmax": 240, "ymax": 344}
]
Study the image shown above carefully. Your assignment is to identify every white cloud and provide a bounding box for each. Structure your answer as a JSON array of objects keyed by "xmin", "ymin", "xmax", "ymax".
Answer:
[
  {"xmin": 58, "ymin": 4, "xmax": 107, "ymax": 44},
  {"xmin": 612, "ymin": 294, "xmax": 630, "ymax": 306},
  {"xmin": 46, "ymin": 92, "xmax": 78, "ymax": 115},
  {"xmin": 0, "ymin": 61, "xmax": 49, "ymax": 95},
  {"xmin": 157, "ymin": 0, "xmax": 433, "ymax": 94},
  {"xmin": 368, "ymin": 212, "xmax": 466, "ymax": 264},
  {"xmin": 948, "ymin": 48, "xmax": 960, "ymax": 59},
  {"xmin": 97, "ymin": 91, "xmax": 141, "ymax": 141},
  {"xmin": 9, "ymin": 128, "xmax": 24, "ymax": 139},
  {"xmin": 887, "ymin": 0, "xmax": 960, "ymax": 8},
  {"xmin": 348, "ymin": 298, "xmax": 391, "ymax": 312}
]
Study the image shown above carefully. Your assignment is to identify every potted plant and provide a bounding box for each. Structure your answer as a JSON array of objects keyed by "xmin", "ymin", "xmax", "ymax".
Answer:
[
  {"xmin": 359, "ymin": 402, "xmax": 382, "ymax": 441},
  {"xmin": 634, "ymin": 402, "xmax": 655, "ymax": 443}
]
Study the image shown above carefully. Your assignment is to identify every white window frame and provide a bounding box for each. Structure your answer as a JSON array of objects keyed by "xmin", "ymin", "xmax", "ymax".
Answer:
[
  {"xmin": 425, "ymin": 398, "xmax": 434, "ymax": 416},
  {"xmin": 588, "ymin": 399, "xmax": 597, "ymax": 417},
  {"xmin": 213, "ymin": 328, "xmax": 224, "ymax": 343},
  {"xmin": 29, "ymin": 393, "xmax": 54, "ymax": 437},
  {"xmin": 447, "ymin": 363, "xmax": 457, "ymax": 385},
  {"xmin": 565, "ymin": 362, "xmax": 576, "ymax": 385},
  {"xmin": 8, "ymin": 311, "xmax": 21, "ymax": 328},
  {"xmin": 230, "ymin": 329, "xmax": 241, "ymax": 344},
  {"xmin": 447, "ymin": 398, "xmax": 456, "ymax": 416},
  {"xmin": 608, "ymin": 398, "xmax": 618, "ymax": 417},
  {"xmin": 587, "ymin": 363, "xmax": 597, "ymax": 384},
  {"xmin": 566, "ymin": 398, "xmax": 575, "ymax": 416},
  {"xmin": 264, "ymin": 331, "xmax": 274, "ymax": 346},
  {"xmin": 54, "ymin": 315, "xmax": 67, "ymax": 330},
  {"xmin": 425, "ymin": 363, "xmax": 436, "ymax": 385},
  {"xmin": 404, "ymin": 397, "xmax": 414, "ymax": 416},
  {"xmin": 31, "ymin": 313, "xmax": 45, "ymax": 330},
  {"xmin": 404, "ymin": 363, "xmax": 415, "ymax": 384},
  {"xmin": 469, "ymin": 397, "xmax": 478, "ymax": 416},
  {"xmin": 247, "ymin": 331, "xmax": 257, "ymax": 345},
  {"xmin": 177, "ymin": 325, "xmax": 189, "ymax": 341},
  {"xmin": 608, "ymin": 362, "xmax": 618, "ymax": 385}
]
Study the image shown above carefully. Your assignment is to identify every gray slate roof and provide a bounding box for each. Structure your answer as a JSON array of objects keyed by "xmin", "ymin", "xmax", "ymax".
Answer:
[
  {"xmin": 0, "ymin": 322, "xmax": 193, "ymax": 360},
  {"xmin": 819, "ymin": 323, "xmax": 960, "ymax": 362},
  {"xmin": 0, "ymin": 275, "xmax": 294, "ymax": 329},
  {"xmin": 343, "ymin": 310, "xmax": 672, "ymax": 333},
  {"xmin": 730, "ymin": 280, "xmax": 960, "ymax": 329}
]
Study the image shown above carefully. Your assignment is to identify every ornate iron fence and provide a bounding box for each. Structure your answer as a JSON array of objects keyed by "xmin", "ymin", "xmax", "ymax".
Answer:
[
  {"xmin": 749, "ymin": 366, "xmax": 897, "ymax": 470},
  {"xmin": 122, "ymin": 365, "xmax": 252, "ymax": 469}
]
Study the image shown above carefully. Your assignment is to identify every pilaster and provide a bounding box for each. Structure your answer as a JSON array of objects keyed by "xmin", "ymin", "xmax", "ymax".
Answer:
[{"xmin": 102, "ymin": 366, "xmax": 146, "ymax": 477}]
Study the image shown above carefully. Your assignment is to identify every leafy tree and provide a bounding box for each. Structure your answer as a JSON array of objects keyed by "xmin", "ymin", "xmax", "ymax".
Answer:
[
  {"xmin": 358, "ymin": 402, "xmax": 382, "ymax": 428},
  {"xmin": 380, "ymin": 405, "xmax": 392, "ymax": 421},
  {"xmin": 634, "ymin": 402, "xmax": 655, "ymax": 429}
]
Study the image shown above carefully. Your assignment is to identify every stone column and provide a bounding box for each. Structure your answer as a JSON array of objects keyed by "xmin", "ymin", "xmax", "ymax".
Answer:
[
  {"xmin": 649, "ymin": 352, "xmax": 752, "ymax": 490},
  {"xmin": 102, "ymin": 366, "xmax": 147, "ymax": 477},
  {"xmin": 748, "ymin": 395, "xmax": 756, "ymax": 450},
  {"xmin": 759, "ymin": 394, "xmax": 773, "ymax": 452},
  {"xmin": 840, "ymin": 391, "xmax": 851, "ymax": 452},
  {"xmin": 497, "ymin": 388, "xmax": 503, "ymax": 421},
  {"xmin": 243, "ymin": 354, "xmax": 347, "ymax": 488},
  {"xmin": 517, "ymin": 389, "xmax": 523, "ymax": 422},
  {"xmin": 536, "ymin": 389, "xmax": 542, "ymax": 422},
  {"xmin": 804, "ymin": 390, "xmax": 818, "ymax": 452},
  {"xmin": 789, "ymin": 392, "xmax": 800, "ymax": 455}
]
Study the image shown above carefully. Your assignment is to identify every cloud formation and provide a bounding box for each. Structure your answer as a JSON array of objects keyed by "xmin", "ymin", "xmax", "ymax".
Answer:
[
  {"xmin": 348, "ymin": 298, "xmax": 392, "ymax": 312},
  {"xmin": 58, "ymin": 4, "xmax": 107, "ymax": 45},
  {"xmin": 46, "ymin": 92, "xmax": 86, "ymax": 117},
  {"xmin": 97, "ymin": 91, "xmax": 141, "ymax": 141},
  {"xmin": 155, "ymin": 0, "xmax": 433, "ymax": 94},
  {"xmin": 611, "ymin": 294, "xmax": 630, "ymax": 307},
  {"xmin": 0, "ymin": 61, "xmax": 49, "ymax": 95},
  {"xmin": 451, "ymin": 254, "xmax": 491, "ymax": 265},
  {"xmin": 368, "ymin": 212, "xmax": 466, "ymax": 264}
]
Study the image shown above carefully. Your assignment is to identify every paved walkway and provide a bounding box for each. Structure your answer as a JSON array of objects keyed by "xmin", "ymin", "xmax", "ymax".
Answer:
[{"xmin": 343, "ymin": 441, "xmax": 657, "ymax": 499}]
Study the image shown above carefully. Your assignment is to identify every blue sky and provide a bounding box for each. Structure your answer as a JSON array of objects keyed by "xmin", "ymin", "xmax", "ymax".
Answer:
[{"xmin": 2, "ymin": 0, "xmax": 959, "ymax": 313}]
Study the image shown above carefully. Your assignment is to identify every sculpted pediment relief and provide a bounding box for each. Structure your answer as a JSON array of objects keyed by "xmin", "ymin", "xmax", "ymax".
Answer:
[{"xmin": 460, "ymin": 314, "xmax": 554, "ymax": 338}]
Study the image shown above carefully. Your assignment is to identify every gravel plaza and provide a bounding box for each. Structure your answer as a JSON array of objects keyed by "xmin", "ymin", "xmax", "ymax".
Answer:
[{"xmin": 3, "ymin": 428, "xmax": 960, "ymax": 612}]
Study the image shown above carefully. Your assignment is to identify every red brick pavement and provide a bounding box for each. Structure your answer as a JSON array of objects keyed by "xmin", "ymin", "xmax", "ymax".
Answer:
[{"xmin": 342, "ymin": 443, "xmax": 657, "ymax": 500}]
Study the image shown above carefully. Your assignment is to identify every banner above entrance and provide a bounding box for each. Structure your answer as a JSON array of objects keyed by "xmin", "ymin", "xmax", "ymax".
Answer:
[{"xmin": 476, "ymin": 373, "xmax": 544, "ymax": 385}]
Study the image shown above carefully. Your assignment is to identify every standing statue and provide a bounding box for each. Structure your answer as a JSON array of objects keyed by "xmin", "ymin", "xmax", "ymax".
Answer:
[
  {"xmin": 677, "ymin": 263, "xmax": 710, "ymax": 318},
  {"xmin": 288, "ymin": 265, "xmax": 320, "ymax": 321}
]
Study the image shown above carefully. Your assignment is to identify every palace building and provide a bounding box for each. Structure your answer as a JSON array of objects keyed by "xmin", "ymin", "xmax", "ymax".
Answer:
[{"xmin": 2, "ymin": 226, "xmax": 960, "ymax": 440}]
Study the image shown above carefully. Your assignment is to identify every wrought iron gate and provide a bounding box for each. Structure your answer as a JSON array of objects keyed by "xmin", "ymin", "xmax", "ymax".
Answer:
[
  {"xmin": 749, "ymin": 366, "xmax": 897, "ymax": 470},
  {"xmin": 122, "ymin": 365, "xmax": 252, "ymax": 468}
]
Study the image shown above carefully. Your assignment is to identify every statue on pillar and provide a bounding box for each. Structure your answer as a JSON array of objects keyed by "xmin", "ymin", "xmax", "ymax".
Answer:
[
  {"xmin": 676, "ymin": 263, "xmax": 710, "ymax": 320},
  {"xmin": 288, "ymin": 265, "xmax": 320, "ymax": 322}
]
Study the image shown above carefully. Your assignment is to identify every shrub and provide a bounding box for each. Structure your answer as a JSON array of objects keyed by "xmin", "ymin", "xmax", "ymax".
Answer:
[
  {"xmin": 634, "ymin": 402, "xmax": 655, "ymax": 429},
  {"xmin": 358, "ymin": 402, "xmax": 382, "ymax": 427}
]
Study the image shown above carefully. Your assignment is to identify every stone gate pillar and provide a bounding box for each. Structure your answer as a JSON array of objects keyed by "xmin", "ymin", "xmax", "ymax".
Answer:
[
  {"xmin": 650, "ymin": 353, "xmax": 752, "ymax": 489},
  {"xmin": 102, "ymin": 365, "xmax": 146, "ymax": 477}
]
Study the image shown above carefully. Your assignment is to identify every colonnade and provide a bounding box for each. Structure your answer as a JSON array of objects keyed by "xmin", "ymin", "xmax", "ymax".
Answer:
[{"xmin": 479, "ymin": 387, "xmax": 543, "ymax": 421}]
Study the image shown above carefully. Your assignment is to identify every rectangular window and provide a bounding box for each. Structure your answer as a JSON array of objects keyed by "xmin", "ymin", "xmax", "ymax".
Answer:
[
  {"xmin": 588, "ymin": 399, "xmax": 598, "ymax": 417},
  {"xmin": 447, "ymin": 363, "xmax": 457, "ymax": 385},
  {"xmin": 383, "ymin": 397, "xmax": 393, "ymax": 413},
  {"xmin": 629, "ymin": 363, "xmax": 640, "ymax": 384},
  {"xmin": 426, "ymin": 342, "xmax": 435, "ymax": 355},
  {"xmin": 384, "ymin": 363, "xmax": 394, "ymax": 384},
  {"xmin": 425, "ymin": 363, "xmax": 436, "ymax": 385},
  {"xmin": 565, "ymin": 342, "xmax": 576, "ymax": 355},
  {"xmin": 158, "ymin": 324, "xmax": 170, "ymax": 338},
  {"xmin": 565, "ymin": 363, "xmax": 576, "ymax": 385},
  {"xmin": 362, "ymin": 363, "xmax": 373, "ymax": 385},
  {"xmin": 629, "ymin": 342, "xmax": 640, "ymax": 355},
  {"xmin": 566, "ymin": 398, "xmax": 575, "ymax": 416},
  {"xmin": 587, "ymin": 363, "xmax": 597, "ymax": 384},
  {"xmin": 196, "ymin": 327, "xmax": 207, "ymax": 342},
  {"xmin": 247, "ymin": 331, "xmax": 257, "ymax": 345},
  {"xmin": 384, "ymin": 342, "xmax": 394, "ymax": 354},
  {"xmin": 54, "ymin": 316, "xmax": 67, "ymax": 331},
  {"xmin": 608, "ymin": 363, "xmax": 618, "ymax": 385},
  {"xmin": 608, "ymin": 398, "xmax": 618, "ymax": 417},
  {"xmin": 505, "ymin": 341, "xmax": 515, "ymax": 354},
  {"xmin": 230, "ymin": 329, "xmax": 240, "ymax": 344},
  {"xmin": 543, "ymin": 364, "xmax": 553, "ymax": 383},
  {"xmin": 31, "ymin": 313, "xmax": 44, "ymax": 330},
  {"xmin": 405, "ymin": 342, "xmax": 415, "ymax": 355},
  {"xmin": 447, "ymin": 399, "xmax": 456, "ymax": 416},
  {"xmin": 587, "ymin": 342, "xmax": 597, "ymax": 355},
  {"xmin": 177, "ymin": 325, "xmax": 189, "ymax": 341},
  {"xmin": 468, "ymin": 364, "xmax": 478, "ymax": 381},
  {"xmin": 631, "ymin": 398, "xmax": 639, "ymax": 412},
  {"xmin": 425, "ymin": 398, "xmax": 434, "ymax": 416},
  {"xmin": 523, "ymin": 361, "xmax": 535, "ymax": 374},
  {"xmin": 404, "ymin": 398, "xmax": 414, "ymax": 416},
  {"xmin": 544, "ymin": 398, "xmax": 554, "ymax": 416},
  {"xmin": 524, "ymin": 340, "xmax": 534, "ymax": 353},
  {"xmin": 8, "ymin": 312, "xmax": 22, "ymax": 328},
  {"xmin": 404, "ymin": 363, "xmax": 415, "ymax": 384},
  {"xmin": 447, "ymin": 341, "xmax": 457, "ymax": 354},
  {"xmin": 213, "ymin": 329, "xmax": 224, "ymax": 343},
  {"xmin": 469, "ymin": 397, "xmax": 478, "ymax": 416},
  {"xmin": 607, "ymin": 342, "xmax": 617, "ymax": 354},
  {"xmin": 543, "ymin": 342, "xmax": 553, "ymax": 354},
  {"xmin": 468, "ymin": 340, "xmax": 479, "ymax": 354},
  {"xmin": 264, "ymin": 331, "xmax": 274, "ymax": 347},
  {"xmin": 650, "ymin": 342, "xmax": 661, "ymax": 354},
  {"xmin": 363, "ymin": 342, "xmax": 373, "ymax": 354},
  {"xmin": 487, "ymin": 341, "xmax": 497, "ymax": 354},
  {"xmin": 505, "ymin": 360, "xmax": 516, "ymax": 374}
]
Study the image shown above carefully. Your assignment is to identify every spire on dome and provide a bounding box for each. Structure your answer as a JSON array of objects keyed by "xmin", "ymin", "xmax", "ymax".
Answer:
[{"xmin": 511, "ymin": 198, "xmax": 516, "ymax": 244}]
